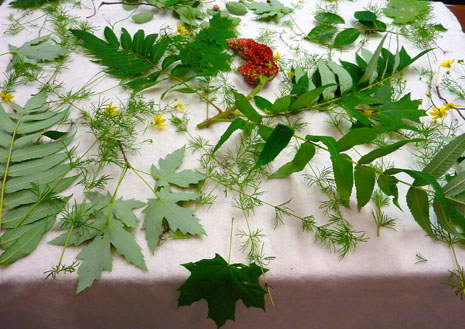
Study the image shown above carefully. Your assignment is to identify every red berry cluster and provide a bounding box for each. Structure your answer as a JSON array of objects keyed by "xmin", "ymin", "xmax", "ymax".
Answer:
[{"xmin": 227, "ymin": 38, "xmax": 279, "ymax": 85}]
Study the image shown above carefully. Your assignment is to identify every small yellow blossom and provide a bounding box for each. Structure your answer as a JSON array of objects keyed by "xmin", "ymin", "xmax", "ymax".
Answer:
[
  {"xmin": 175, "ymin": 103, "xmax": 186, "ymax": 111},
  {"xmin": 444, "ymin": 102, "xmax": 459, "ymax": 110},
  {"xmin": 426, "ymin": 91, "xmax": 431, "ymax": 98},
  {"xmin": 104, "ymin": 102, "xmax": 118, "ymax": 116},
  {"xmin": 0, "ymin": 91, "xmax": 14, "ymax": 103},
  {"xmin": 362, "ymin": 108, "xmax": 375, "ymax": 116},
  {"xmin": 153, "ymin": 113, "xmax": 167, "ymax": 128},
  {"xmin": 418, "ymin": 99, "xmax": 423, "ymax": 105},
  {"xmin": 441, "ymin": 59, "xmax": 455, "ymax": 68},
  {"xmin": 274, "ymin": 52, "xmax": 280, "ymax": 61},
  {"xmin": 287, "ymin": 71, "xmax": 295, "ymax": 76},
  {"xmin": 429, "ymin": 105, "xmax": 449, "ymax": 121},
  {"xmin": 177, "ymin": 24, "xmax": 190, "ymax": 36}
]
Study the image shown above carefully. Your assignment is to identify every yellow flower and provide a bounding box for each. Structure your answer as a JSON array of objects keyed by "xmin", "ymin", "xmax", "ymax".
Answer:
[
  {"xmin": 153, "ymin": 113, "xmax": 167, "ymax": 128},
  {"xmin": 441, "ymin": 59, "xmax": 455, "ymax": 68},
  {"xmin": 362, "ymin": 108, "xmax": 375, "ymax": 116},
  {"xmin": 177, "ymin": 24, "xmax": 190, "ymax": 36},
  {"xmin": 104, "ymin": 102, "xmax": 118, "ymax": 116},
  {"xmin": 274, "ymin": 52, "xmax": 280, "ymax": 61},
  {"xmin": 426, "ymin": 91, "xmax": 431, "ymax": 98},
  {"xmin": 175, "ymin": 103, "xmax": 185, "ymax": 111},
  {"xmin": 429, "ymin": 105, "xmax": 449, "ymax": 121},
  {"xmin": 0, "ymin": 91, "xmax": 14, "ymax": 103},
  {"xmin": 287, "ymin": 71, "xmax": 295, "ymax": 76},
  {"xmin": 444, "ymin": 102, "xmax": 459, "ymax": 110}
]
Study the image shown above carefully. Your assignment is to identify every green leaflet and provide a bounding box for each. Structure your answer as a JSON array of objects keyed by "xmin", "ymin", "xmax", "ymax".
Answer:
[
  {"xmin": 359, "ymin": 34, "xmax": 387, "ymax": 84},
  {"xmin": 406, "ymin": 187, "xmax": 434, "ymax": 237},
  {"xmin": 377, "ymin": 174, "xmax": 400, "ymax": 208},
  {"xmin": 151, "ymin": 146, "xmax": 205, "ymax": 188},
  {"xmin": 254, "ymin": 124, "xmax": 294, "ymax": 170},
  {"xmin": 234, "ymin": 92, "xmax": 262, "ymax": 123},
  {"xmin": 1, "ymin": 198, "xmax": 67, "ymax": 228},
  {"xmin": 0, "ymin": 216, "xmax": 55, "ymax": 265},
  {"xmin": 443, "ymin": 171, "xmax": 465, "ymax": 197},
  {"xmin": 317, "ymin": 61, "xmax": 337, "ymax": 100},
  {"xmin": 226, "ymin": 2, "xmax": 248, "ymax": 15},
  {"xmin": 333, "ymin": 28, "xmax": 360, "ymax": 47},
  {"xmin": 178, "ymin": 254, "xmax": 268, "ymax": 328},
  {"xmin": 326, "ymin": 61, "xmax": 353, "ymax": 94},
  {"xmin": 108, "ymin": 219, "xmax": 147, "ymax": 270},
  {"xmin": 354, "ymin": 165, "xmax": 375, "ymax": 210},
  {"xmin": 308, "ymin": 135, "xmax": 353, "ymax": 201},
  {"xmin": 358, "ymin": 139, "xmax": 422, "ymax": 165},
  {"xmin": 269, "ymin": 142, "xmax": 315, "ymax": 179},
  {"xmin": 422, "ymin": 133, "xmax": 465, "ymax": 180},
  {"xmin": 337, "ymin": 127, "xmax": 377, "ymax": 152},
  {"xmin": 132, "ymin": 12, "xmax": 154, "ymax": 24},
  {"xmin": 212, "ymin": 118, "xmax": 247, "ymax": 154},
  {"xmin": 307, "ymin": 25, "xmax": 337, "ymax": 42},
  {"xmin": 247, "ymin": 0, "xmax": 292, "ymax": 21},
  {"xmin": 315, "ymin": 12, "xmax": 345, "ymax": 25},
  {"xmin": 290, "ymin": 84, "xmax": 335, "ymax": 111}
]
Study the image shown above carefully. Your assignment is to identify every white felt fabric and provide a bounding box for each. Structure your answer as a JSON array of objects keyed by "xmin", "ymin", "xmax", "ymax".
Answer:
[{"xmin": 1, "ymin": 1, "xmax": 465, "ymax": 328}]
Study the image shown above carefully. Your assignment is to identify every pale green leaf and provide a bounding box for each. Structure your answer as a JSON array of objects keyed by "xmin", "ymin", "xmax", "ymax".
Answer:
[
  {"xmin": 108, "ymin": 219, "xmax": 147, "ymax": 270},
  {"xmin": 317, "ymin": 60, "xmax": 337, "ymax": 100},
  {"xmin": 5, "ymin": 164, "xmax": 70, "ymax": 193},
  {"xmin": 326, "ymin": 61, "xmax": 353, "ymax": 93},
  {"xmin": 5, "ymin": 152, "xmax": 67, "ymax": 177},
  {"xmin": 132, "ymin": 12, "xmax": 154, "ymax": 24}
]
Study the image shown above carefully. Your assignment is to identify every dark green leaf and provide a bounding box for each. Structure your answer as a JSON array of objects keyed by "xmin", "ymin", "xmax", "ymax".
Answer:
[
  {"xmin": 254, "ymin": 124, "xmax": 294, "ymax": 169},
  {"xmin": 213, "ymin": 118, "xmax": 247, "ymax": 154},
  {"xmin": 354, "ymin": 165, "xmax": 375, "ymax": 210},
  {"xmin": 271, "ymin": 96, "xmax": 291, "ymax": 113},
  {"xmin": 290, "ymin": 84, "xmax": 335, "ymax": 111},
  {"xmin": 307, "ymin": 24, "xmax": 337, "ymax": 42},
  {"xmin": 354, "ymin": 11, "xmax": 376, "ymax": 21},
  {"xmin": 269, "ymin": 142, "xmax": 315, "ymax": 179},
  {"xmin": 423, "ymin": 133, "xmax": 465, "ymax": 179},
  {"xmin": 377, "ymin": 174, "xmax": 400, "ymax": 208},
  {"xmin": 42, "ymin": 130, "xmax": 67, "ymax": 140},
  {"xmin": 254, "ymin": 96, "xmax": 273, "ymax": 113},
  {"xmin": 178, "ymin": 254, "xmax": 268, "ymax": 328},
  {"xmin": 333, "ymin": 28, "xmax": 360, "ymax": 47},
  {"xmin": 406, "ymin": 187, "xmax": 434, "ymax": 236},
  {"xmin": 315, "ymin": 12, "xmax": 345, "ymax": 25},
  {"xmin": 337, "ymin": 127, "xmax": 377, "ymax": 152},
  {"xmin": 104, "ymin": 27, "xmax": 119, "ymax": 48},
  {"xmin": 234, "ymin": 92, "xmax": 262, "ymax": 123},
  {"xmin": 358, "ymin": 139, "xmax": 421, "ymax": 164}
]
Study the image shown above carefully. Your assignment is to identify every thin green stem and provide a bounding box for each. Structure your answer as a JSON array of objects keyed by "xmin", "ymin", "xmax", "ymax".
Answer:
[{"xmin": 228, "ymin": 217, "xmax": 234, "ymax": 265}]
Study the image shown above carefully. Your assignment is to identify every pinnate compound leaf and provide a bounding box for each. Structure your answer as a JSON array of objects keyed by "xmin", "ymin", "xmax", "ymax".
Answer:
[
  {"xmin": 423, "ymin": 133, "xmax": 465, "ymax": 179},
  {"xmin": 270, "ymin": 142, "xmax": 315, "ymax": 179},
  {"xmin": 254, "ymin": 124, "xmax": 294, "ymax": 169},
  {"xmin": 151, "ymin": 146, "xmax": 204, "ymax": 188},
  {"xmin": 177, "ymin": 254, "xmax": 268, "ymax": 328},
  {"xmin": 76, "ymin": 236, "xmax": 112, "ymax": 294},
  {"xmin": 354, "ymin": 165, "xmax": 375, "ymax": 210}
]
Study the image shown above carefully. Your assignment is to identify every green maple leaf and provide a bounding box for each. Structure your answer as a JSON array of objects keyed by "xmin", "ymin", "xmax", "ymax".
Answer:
[
  {"xmin": 76, "ymin": 235, "xmax": 112, "ymax": 294},
  {"xmin": 151, "ymin": 146, "xmax": 204, "ymax": 188},
  {"xmin": 383, "ymin": 0, "xmax": 429, "ymax": 25},
  {"xmin": 142, "ymin": 187, "xmax": 205, "ymax": 253},
  {"xmin": 178, "ymin": 254, "xmax": 268, "ymax": 328},
  {"xmin": 8, "ymin": 35, "xmax": 67, "ymax": 70},
  {"xmin": 247, "ymin": 0, "xmax": 292, "ymax": 21}
]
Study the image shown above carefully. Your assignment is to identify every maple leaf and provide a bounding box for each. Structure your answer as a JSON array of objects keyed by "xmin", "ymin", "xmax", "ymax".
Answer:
[
  {"xmin": 247, "ymin": 0, "xmax": 292, "ymax": 21},
  {"xmin": 383, "ymin": 0, "xmax": 429, "ymax": 25},
  {"xmin": 178, "ymin": 254, "xmax": 268, "ymax": 328},
  {"xmin": 151, "ymin": 146, "xmax": 204, "ymax": 188},
  {"xmin": 142, "ymin": 187, "xmax": 205, "ymax": 253},
  {"xmin": 7, "ymin": 35, "xmax": 67, "ymax": 70}
]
